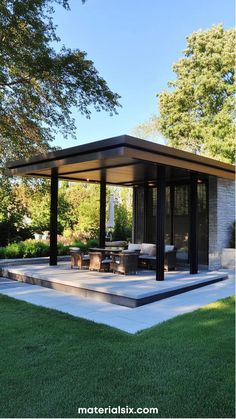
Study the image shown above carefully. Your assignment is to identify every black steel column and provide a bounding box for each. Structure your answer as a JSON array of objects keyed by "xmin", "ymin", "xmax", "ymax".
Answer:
[
  {"xmin": 170, "ymin": 185, "xmax": 175, "ymax": 245},
  {"xmin": 132, "ymin": 186, "xmax": 137, "ymax": 243},
  {"xmin": 189, "ymin": 172, "xmax": 198, "ymax": 274},
  {"xmin": 50, "ymin": 167, "xmax": 58, "ymax": 266},
  {"xmin": 99, "ymin": 179, "xmax": 106, "ymax": 248},
  {"xmin": 143, "ymin": 183, "xmax": 149, "ymax": 242},
  {"xmin": 156, "ymin": 166, "xmax": 166, "ymax": 281}
]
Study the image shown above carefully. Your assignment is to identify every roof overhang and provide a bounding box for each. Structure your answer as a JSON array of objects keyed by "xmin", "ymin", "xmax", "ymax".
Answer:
[{"xmin": 7, "ymin": 135, "xmax": 235, "ymax": 184}]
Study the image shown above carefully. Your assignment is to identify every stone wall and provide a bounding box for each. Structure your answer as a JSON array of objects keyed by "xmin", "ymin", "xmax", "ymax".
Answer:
[{"xmin": 208, "ymin": 176, "xmax": 235, "ymax": 269}]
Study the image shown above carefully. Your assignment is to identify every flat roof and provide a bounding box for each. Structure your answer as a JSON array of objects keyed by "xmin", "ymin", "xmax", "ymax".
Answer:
[{"xmin": 7, "ymin": 135, "xmax": 235, "ymax": 184}]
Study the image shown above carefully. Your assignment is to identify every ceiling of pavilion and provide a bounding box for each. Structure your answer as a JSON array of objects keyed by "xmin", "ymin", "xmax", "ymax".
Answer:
[{"xmin": 7, "ymin": 135, "xmax": 235, "ymax": 184}]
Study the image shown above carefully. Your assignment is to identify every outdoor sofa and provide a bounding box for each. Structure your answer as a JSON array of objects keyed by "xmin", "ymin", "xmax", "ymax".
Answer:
[{"xmin": 127, "ymin": 243, "xmax": 177, "ymax": 271}]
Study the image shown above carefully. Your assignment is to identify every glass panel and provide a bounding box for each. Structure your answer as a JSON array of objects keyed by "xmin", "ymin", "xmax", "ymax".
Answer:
[
  {"xmin": 134, "ymin": 187, "xmax": 144, "ymax": 243},
  {"xmin": 165, "ymin": 186, "xmax": 171, "ymax": 244},
  {"xmin": 147, "ymin": 187, "xmax": 157, "ymax": 243},
  {"xmin": 197, "ymin": 182, "xmax": 208, "ymax": 265},
  {"xmin": 174, "ymin": 185, "xmax": 189, "ymax": 263}
]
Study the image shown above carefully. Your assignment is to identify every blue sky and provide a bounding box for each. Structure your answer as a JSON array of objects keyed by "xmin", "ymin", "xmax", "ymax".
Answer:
[{"xmin": 53, "ymin": 0, "xmax": 234, "ymax": 147}]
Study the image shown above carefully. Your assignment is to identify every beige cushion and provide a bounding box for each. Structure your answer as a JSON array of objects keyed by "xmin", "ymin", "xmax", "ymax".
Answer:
[
  {"xmin": 140, "ymin": 243, "xmax": 156, "ymax": 256},
  {"xmin": 149, "ymin": 246, "xmax": 156, "ymax": 257},
  {"xmin": 165, "ymin": 245, "xmax": 175, "ymax": 252},
  {"xmin": 128, "ymin": 243, "xmax": 141, "ymax": 252}
]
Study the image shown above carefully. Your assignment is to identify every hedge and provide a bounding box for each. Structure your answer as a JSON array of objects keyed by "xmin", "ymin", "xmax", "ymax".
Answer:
[
  {"xmin": 0, "ymin": 240, "xmax": 69, "ymax": 259},
  {"xmin": 0, "ymin": 238, "xmax": 99, "ymax": 259}
]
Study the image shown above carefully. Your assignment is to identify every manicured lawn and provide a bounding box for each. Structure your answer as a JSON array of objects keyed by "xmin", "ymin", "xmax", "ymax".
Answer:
[{"xmin": 0, "ymin": 295, "xmax": 235, "ymax": 418}]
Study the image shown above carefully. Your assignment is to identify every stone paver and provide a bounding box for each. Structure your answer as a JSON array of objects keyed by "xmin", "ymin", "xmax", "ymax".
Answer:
[{"xmin": 0, "ymin": 272, "xmax": 234, "ymax": 334}]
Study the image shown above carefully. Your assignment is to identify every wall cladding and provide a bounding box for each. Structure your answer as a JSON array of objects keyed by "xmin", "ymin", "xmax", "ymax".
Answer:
[{"xmin": 209, "ymin": 177, "xmax": 235, "ymax": 269}]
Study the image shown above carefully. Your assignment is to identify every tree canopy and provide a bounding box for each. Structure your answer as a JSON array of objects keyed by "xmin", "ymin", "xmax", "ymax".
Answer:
[
  {"xmin": 0, "ymin": 0, "xmax": 120, "ymax": 166},
  {"xmin": 135, "ymin": 25, "xmax": 235, "ymax": 163}
]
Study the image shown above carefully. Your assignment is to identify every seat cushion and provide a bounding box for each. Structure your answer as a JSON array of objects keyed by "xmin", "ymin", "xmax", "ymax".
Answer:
[
  {"xmin": 69, "ymin": 247, "xmax": 81, "ymax": 253},
  {"xmin": 139, "ymin": 255, "xmax": 156, "ymax": 260},
  {"xmin": 102, "ymin": 259, "xmax": 112, "ymax": 263},
  {"xmin": 149, "ymin": 246, "xmax": 156, "ymax": 257},
  {"xmin": 140, "ymin": 243, "xmax": 156, "ymax": 256},
  {"xmin": 128, "ymin": 243, "xmax": 141, "ymax": 252},
  {"xmin": 165, "ymin": 245, "xmax": 175, "ymax": 252}
]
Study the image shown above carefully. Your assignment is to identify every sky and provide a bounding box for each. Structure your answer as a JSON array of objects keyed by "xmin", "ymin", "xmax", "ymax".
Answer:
[{"xmin": 53, "ymin": 0, "xmax": 234, "ymax": 148}]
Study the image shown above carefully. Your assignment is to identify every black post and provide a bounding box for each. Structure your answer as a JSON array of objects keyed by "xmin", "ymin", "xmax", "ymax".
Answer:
[
  {"xmin": 170, "ymin": 185, "xmax": 175, "ymax": 245},
  {"xmin": 143, "ymin": 183, "xmax": 149, "ymax": 242},
  {"xmin": 189, "ymin": 172, "xmax": 198, "ymax": 274},
  {"xmin": 50, "ymin": 167, "xmax": 58, "ymax": 266},
  {"xmin": 132, "ymin": 186, "xmax": 137, "ymax": 243},
  {"xmin": 99, "ymin": 179, "xmax": 106, "ymax": 248},
  {"xmin": 156, "ymin": 166, "xmax": 166, "ymax": 281}
]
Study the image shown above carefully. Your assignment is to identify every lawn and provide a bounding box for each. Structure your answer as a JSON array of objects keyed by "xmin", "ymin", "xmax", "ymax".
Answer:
[{"xmin": 0, "ymin": 295, "xmax": 235, "ymax": 418}]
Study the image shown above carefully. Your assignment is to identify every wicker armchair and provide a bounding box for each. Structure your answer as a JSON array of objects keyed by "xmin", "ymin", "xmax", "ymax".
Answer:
[
  {"xmin": 89, "ymin": 252, "xmax": 111, "ymax": 272},
  {"xmin": 69, "ymin": 247, "xmax": 90, "ymax": 269},
  {"xmin": 110, "ymin": 252, "xmax": 138, "ymax": 275}
]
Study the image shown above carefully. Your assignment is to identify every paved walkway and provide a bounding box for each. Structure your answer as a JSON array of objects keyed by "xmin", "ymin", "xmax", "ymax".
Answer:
[{"xmin": 0, "ymin": 271, "xmax": 234, "ymax": 334}]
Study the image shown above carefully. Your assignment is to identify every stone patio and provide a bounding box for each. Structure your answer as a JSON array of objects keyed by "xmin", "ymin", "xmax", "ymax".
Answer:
[
  {"xmin": 0, "ymin": 272, "xmax": 234, "ymax": 334},
  {"xmin": 0, "ymin": 261, "xmax": 228, "ymax": 308}
]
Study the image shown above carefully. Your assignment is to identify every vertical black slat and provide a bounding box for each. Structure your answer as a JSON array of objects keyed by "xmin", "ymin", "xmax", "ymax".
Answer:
[
  {"xmin": 50, "ymin": 168, "xmax": 58, "ymax": 266},
  {"xmin": 143, "ymin": 183, "xmax": 149, "ymax": 242},
  {"xmin": 189, "ymin": 172, "xmax": 198, "ymax": 274},
  {"xmin": 170, "ymin": 185, "xmax": 175, "ymax": 245},
  {"xmin": 99, "ymin": 179, "xmax": 106, "ymax": 248},
  {"xmin": 132, "ymin": 186, "xmax": 137, "ymax": 243},
  {"xmin": 156, "ymin": 166, "xmax": 166, "ymax": 281}
]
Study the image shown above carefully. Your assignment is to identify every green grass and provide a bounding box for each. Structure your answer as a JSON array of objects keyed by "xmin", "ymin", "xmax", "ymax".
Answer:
[{"xmin": 0, "ymin": 295, "xmax": 235, "ymax": 418}]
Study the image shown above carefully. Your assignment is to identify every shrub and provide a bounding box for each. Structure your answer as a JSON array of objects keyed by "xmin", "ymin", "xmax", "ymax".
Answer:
[
  {"xmin": 57, "ymin": 242, "xmax": 69, "ymax": 256},
  {"xmin": 0, "ymin": 247, "xmax": 6, "ymax": 259},
  {"xmin": 71, "ymin": 240, "xmax": 87, "ymax": 253},
  {"xmin": 86, "ymin": 239, "xmax": 99, "ymax": 249},
  {"xmin": 3, "ymin": 242, "xmax": 24, "ymax": 259},
  {"xmin": 113, "ymin": 203, "xmax": 132, "ymax": 241},
  {"xmin": 0, "ymin": 239, "xmax": 71, "ymax": 259},
  {"xmin": 22, "ymin": 240, "xmax": 49, "ymax": 258}
]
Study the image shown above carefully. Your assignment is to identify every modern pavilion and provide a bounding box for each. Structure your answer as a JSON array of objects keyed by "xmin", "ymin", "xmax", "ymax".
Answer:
[{"xmin": 7, "ymin": 135, "xmax": 235, "ymax": 281}]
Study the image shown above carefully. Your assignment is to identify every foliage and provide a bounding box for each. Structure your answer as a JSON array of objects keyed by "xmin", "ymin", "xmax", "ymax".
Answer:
[
  {"xmin": 134, "ymin": 114, "xmax": 161, "ymax": 141},
  {"xmin": 113, "ymin": 203, "xmax": 132, "ymax": 241},
  {"xmin": 0, "ymin": 237, "xmax": 100, "ymax": 259},
  {"xmin": 0, "ymin": 221, "xmax": 33, "ymax": 247},
  {"xmin": 64, "ymin": 183, "xmax": 101, "ymax": 239},
  {"xmin": 28, "ymin": 180, "xmax": 72, "ymax": 234},
  {"xmin": 229, "ymin": 221, "xmax": 235, "ymax": 248},
  {"xmin": 0, "ymin": 0, "xmax": 120, "ymax": 166},
  {"xmin": 112, "ymin": 187, "xmax": 132, "ymax": 241},
  {"xmin": 0, "ymin": 176, "xmax": 33, "ymax": 245},
  {"xmin": 0, "ymin": 295, "xmax": 234, "ymax": 418},
  {"xmin": 135, "ymin": 25, "xmax": 235, "ymax": 163},
  {"xmin": 0, "ymin": 178, "xmax": 133, "ymax": 245},
  {"xmin": 0, "ymin": 239, "xmax": 69, "ymax": 259},
  {"xmin": 71, "ymin": 238, "xmax": 99, "ymax": 253}
]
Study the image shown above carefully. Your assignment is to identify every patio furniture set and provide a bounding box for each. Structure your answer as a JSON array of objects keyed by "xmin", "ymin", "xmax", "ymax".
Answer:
[{"xmin": 70, "ymin": 241, "xmax": 176, "ymax": 275}]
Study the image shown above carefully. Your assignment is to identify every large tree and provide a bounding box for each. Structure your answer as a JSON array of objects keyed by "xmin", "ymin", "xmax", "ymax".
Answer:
[
  {"xmin": 135, "ymin": 25, "xmax": 235, "ymax": 163},
  {"xmin": 0, "ymin": 0, "xmax": 120, "ymax": 166}
]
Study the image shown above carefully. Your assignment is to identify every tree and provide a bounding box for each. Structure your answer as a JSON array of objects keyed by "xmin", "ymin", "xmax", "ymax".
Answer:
[
  {"xmin": 113, "ymin": 187, "xmax": 132, "ymax": 241},
  {"xmin": 0, "ymin": 0, "xmax": 120, "ymax": 166},
  {"xmin": 135, "ymin": 25, "xmax": 235, "ymax": 163},
  {"xmin": 0, "ymin": 176, "xmax": 32, "ymax": 245}
]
